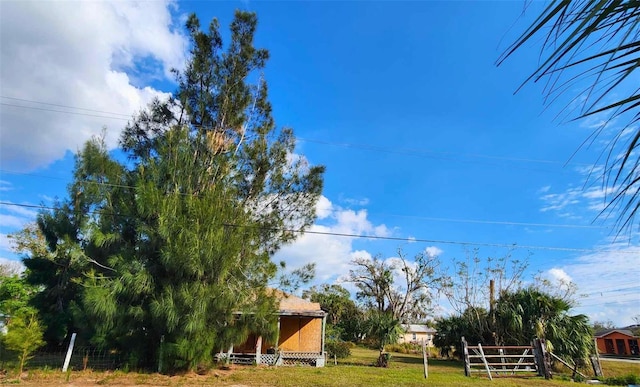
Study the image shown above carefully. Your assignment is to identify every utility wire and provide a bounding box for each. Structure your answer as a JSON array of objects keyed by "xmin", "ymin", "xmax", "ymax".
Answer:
[
  {"xmin": 0, "ymin": 95, "xmax": 595, "ymax": 169},
  {"xmin": 0, "ymin": 96, "xmax": 132, "ymax": 117},
  {"xmin": 297, "ymin": 137, "xmax": 594, "ymax": 168},
  {"xmin": 0, "ymin": 103, "xmax": 130, "ymax": 121},
  {"xmin": 0, "ymin": 200, "xmax": 635, "ymax": 254},
  {"xmin": 0, "ymin": 169, "xmax": 608, "ymax": 230}
]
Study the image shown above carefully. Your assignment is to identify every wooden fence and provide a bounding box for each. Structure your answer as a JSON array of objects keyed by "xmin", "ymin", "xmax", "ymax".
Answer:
[{"xmin": 461, "ymin": 337, "xmax": 551, "ymax": 380}]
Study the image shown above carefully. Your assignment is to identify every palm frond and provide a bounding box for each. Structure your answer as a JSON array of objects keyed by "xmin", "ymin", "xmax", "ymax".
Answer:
[{"xmin": 499, "ymin": 0, "xmax": 640, "ymax": 233}]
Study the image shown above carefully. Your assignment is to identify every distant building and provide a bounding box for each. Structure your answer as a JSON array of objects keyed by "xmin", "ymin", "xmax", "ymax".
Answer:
[
  {"xmin": 399, "ymin": 324, "xmax": 436, "ymax": 346},
  {"xmin": 594, "ymin": 329, "xmax": 639, "ymax": 356}
]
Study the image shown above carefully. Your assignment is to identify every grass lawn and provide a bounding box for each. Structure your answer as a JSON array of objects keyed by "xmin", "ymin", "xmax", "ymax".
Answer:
[{"xmin": 7, "ymin": 347, "xmax": 639, "ymax": 386}]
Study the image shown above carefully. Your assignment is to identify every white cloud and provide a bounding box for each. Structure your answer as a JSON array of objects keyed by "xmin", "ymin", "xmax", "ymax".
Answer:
[
  {"xmin": 0, "ymin": 181, "xmax": 12, "ymax": 192},
  {"xmin": 547, "ymin": 267, "xmax": 572, "ymax": 284},
  {"xmin": 342, "ymin": 197, "xmax": 370, "ymax": 206},
  {"xmin": 1, "ymin": 202, "xmax": 38, "ymax": 219},
  {"xmin": 558, "ymin": 242, "xmax": 640, "ymax": 326},
  {"xmin": 315, "ymin": 195, "xmax": 332, "ymax": 220},
  {"xmin": 0, "ymin": 1, "xmax": 186, "ymax": 171},
  {"xmin": 425, "ymin": 246, "xmax": 443, "ymax": 257},
  {"xmin": 0, "ymin": 233, "xmax": 14, "ymax": 253},
  {"xmin": 333, "ymin": 209, "xmax": 390, "ymax": 237},
  {"xmin": 0, "ymin": 214, "xmax": 30, "ymax": 229},
  {"xmin": 0, "ymin": 202, "xmax": 38, "ymax": 231},
  {"xmin": 537, "ymin": 185, "xmax": 551, "ymax": 194},
  {"xmin": 538, "ymin": 182, "xmax": 629, "ymax": 221},
  {"xmin": 274, "ymin": 197, "xmax": 390, "ymax": 283}
]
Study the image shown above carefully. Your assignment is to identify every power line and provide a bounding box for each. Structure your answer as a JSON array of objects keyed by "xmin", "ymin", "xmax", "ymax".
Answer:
[
  {"xmin": 297, "ymin": 137, "xmax": 594, "ymax": 168},
  {"xmin": 1, "ymin": 95, "xmax": 595, "ymax": 169},
  {"xmin": 361, "ymin": 212, "xmax": 605, "ymax": 230},
  {"xmin": 0, "ymin": 103, "xmax": 130, "ymax": 121},
  {"xmin": 0, "ymin": 96, "xmax": 131, "ymax": 117},
  {"xmin": 0, "ymin": 200, "xmax": 634, "ymax": 254},
  {"xmin": 580, "ymin": 285, "xmax": 640, "ymax": 297},
  {"xmin": 0, "ymin": 169, "xmax": 608, "ymax": 230},
  {"xmin": 576, "ymin": 298, "xmax": 639, "ymax": 308}
]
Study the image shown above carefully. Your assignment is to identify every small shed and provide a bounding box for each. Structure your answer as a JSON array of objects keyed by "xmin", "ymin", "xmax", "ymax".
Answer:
[
  {"xmin": 595, "ymin": 329, "xmax": 640, "ymax": 356},
  {"xmin": 224, "ymin": 291, "xmax": 327, "ymax": 366},
  {"xmin": 399, "ymin": 324, "xmax": 436, "ymax": 346}
]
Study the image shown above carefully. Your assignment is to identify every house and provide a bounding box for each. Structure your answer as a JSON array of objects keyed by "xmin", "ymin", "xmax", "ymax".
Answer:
[
  {"xmin": 222, "ymin": 292, "xmax": 327, "ymax": 367},
  {"xmin": 595, "ymin": 329, "xmax": 640, "ymax": 356},
  {"xmin": 399, "ymin": 324, "xmax": 436, "ymax": 346}
]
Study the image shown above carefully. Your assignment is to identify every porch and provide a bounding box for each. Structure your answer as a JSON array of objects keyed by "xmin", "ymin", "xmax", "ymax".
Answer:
[{"xmin": 220, "ymin": 294, "xmax": 327, "ymax": 367}]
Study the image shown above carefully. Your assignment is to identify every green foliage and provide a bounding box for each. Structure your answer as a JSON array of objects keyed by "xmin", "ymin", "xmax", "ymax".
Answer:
[
  {"xmin": 436, "ymin": 287, "xmax": 594, "ymax": 362},
  {"xmin": 303, "ymin": 283, "xmax": 370, "ymax": 343},
  {"xmin": 601, "ymin": 374, "xmax": 640, "ymax": 386},
  {"xmin": 337, "ymin": 306, "xmax": 370, "ymax": 343},
  {"xmin": 3, "ymin": 312, "xmax": 45, "ymax": 376},
  {"xmin": 0, "ymin": 268, "xmax": 45, "ymax": 376},
  {"xmin": 15, "ymin": 10, "xmax": 323, "ymax": 373},
  {"xmin": 495, "ymin": 287, "xmax": 594, "ymax": 362},
  {"xmin": 325, "ymin": 340, "xmax": 351, "ymax": 359},
  {"xmin": 385, "ymin": 342, "xmax": 420, "ymax": 354},
  {"xmin": 303, "ymin": 284, "xmax": 355, "ymax": 325},
  {"xmin": 434, "ymin": 307, "xmax": 491, "ymax": 358},
  {"xmin": 367, "ymin": 311, "xmax": 402, "ymax": 355},
  {"xmin": 0, "ymin": 274, "xmax": 38, "ymax": 319}
]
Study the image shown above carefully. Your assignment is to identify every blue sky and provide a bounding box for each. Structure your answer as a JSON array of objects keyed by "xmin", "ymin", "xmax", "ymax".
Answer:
[{"xmin": 1, "ymin": 1, "xmax": 638, "ymax": 326}]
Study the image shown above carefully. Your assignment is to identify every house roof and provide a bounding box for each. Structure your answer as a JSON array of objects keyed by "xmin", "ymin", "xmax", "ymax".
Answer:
[
  {"xmin": 594, "ymin": 329, "xmax": 637, "ymax": 338},
  {"xmin": 273, "ymin": 290, "xmax": 326, "ymax": 318},
  {"xmin": 234, "ymin": 289, "xmax": 326, "ymax": 318},
  {"xmin": 402, "ymin": 324, "xmax": 436, "ymax": 334}
]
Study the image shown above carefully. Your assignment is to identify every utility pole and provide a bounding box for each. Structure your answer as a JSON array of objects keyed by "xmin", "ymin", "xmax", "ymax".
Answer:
[{"xmin": 489, "ymin": 279, "xmax": 496, "ymax": 345}]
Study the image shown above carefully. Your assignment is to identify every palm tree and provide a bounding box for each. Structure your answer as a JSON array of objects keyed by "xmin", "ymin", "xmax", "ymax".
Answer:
[
  {"xmin": 367, "ymin": 311, "xmax": 402, "ymax": 367},
  {"xmin": 495, "ymin": 288, "xmax": 594, "ymax": 362},
  {"xmin": 498, "ymin": 1, "xmax": 640, "ymax": 232}
]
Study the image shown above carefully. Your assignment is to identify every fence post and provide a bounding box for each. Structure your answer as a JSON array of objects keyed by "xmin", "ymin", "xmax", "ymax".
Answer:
[
  {"xmin": 255, "ymin": 336, "xmax": 262, "ymax": 365},
  {"xmin": 533, "ymin": 338, "xmax": 552, "ymax": 379},
  {"xmin": 158, "ymin": 335, "xmax": 165, "ymax": 373},
  {"xmin": 422, "ymin": 339, "xmax": 428, "ymax": 379},
  {"xmin": 62, "ymin": 332, "xmax": 77, "ymax": 372},
  {"xmin": 461, "ymin": 337, "xmax": 471, "ymax": 377}
]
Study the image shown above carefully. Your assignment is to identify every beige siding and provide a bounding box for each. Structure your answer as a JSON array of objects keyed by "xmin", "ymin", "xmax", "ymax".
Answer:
[
  {"xmin": 277, "ymin": 316, "xmax": 322, "ymax": 352},
  {"xmin": 399, "ymin": 332, "xmax": 434, "ymax": 346}
]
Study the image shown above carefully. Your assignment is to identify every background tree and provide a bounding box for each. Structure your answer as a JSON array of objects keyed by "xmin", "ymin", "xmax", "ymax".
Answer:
[
  {"xmin": 591, "ymin": 320, "xmax": 616, "ymax": 333},
  {"xmin": 499, "ymin": 1, "xmax": 640, "ymax": 231},
  {"xmin": 433, "ymin": 307, "xmax": 491, "ymax": 358},
  {"xmin": 2, "ymin": 312, "xmax": 44, "ymax": 378},
  {"xmin": 437, "ymin": 249, "xmax": 528, "ymax": 344},
  {"xmin": 438, "ymin": 249, "xmax": 528, "ymax": 316},
  {"xmin": 302, "ymin": 284, "xmax": 355, "ymax": 326},
  {"xmin": 18, "ymin": 10, "xmax": 324, "ymax": 372},
  {"xmin": 302, "ymin": 283, "xmax": 368, "ymax": 343},
  {"xmin": 347, "ymin": 249, "xmax": 439, "ymax": 322},
  {"xmin": 0, "ymin": 263, "xmax": 45, "ymax": 377},
  {"xmin": 11, "ymin": 219, "xmax": 91, "ymax": 347}
]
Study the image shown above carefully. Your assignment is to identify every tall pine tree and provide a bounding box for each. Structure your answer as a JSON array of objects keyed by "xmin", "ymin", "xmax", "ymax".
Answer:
[{"xmin": 20, "ymin": 11, "xmax": 324, "ymax": 371}]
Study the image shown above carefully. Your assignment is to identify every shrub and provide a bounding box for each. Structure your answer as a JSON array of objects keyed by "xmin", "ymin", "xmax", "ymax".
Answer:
[
  {"xmin": 325, "ymin": 340, "xmax": 351, "ymax": 359},
  {"xmin": 385, "ymin": 342, "xmax": 420, "ymax": 354},
  {"xmin": 600, "ymin": 374, "xmax": 639, "ymax": 386}
]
